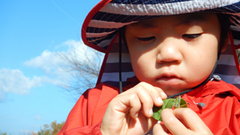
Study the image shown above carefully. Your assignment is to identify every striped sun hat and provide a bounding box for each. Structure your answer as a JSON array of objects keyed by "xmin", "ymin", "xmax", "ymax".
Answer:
[{"xmin": 82, "ymin": 0, "xmax": 240, "ymax": 88}]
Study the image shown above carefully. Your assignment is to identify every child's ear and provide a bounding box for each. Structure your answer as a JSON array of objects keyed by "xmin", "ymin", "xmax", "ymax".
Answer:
[{"xmin": 220, "ymin": 36, "xmax": 229, "ymax": 52}]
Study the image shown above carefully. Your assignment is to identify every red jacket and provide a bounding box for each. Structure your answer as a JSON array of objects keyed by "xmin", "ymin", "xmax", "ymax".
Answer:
[{"xmin": 58, "ymin": 78, "xmax": 240, "ymax": 135}]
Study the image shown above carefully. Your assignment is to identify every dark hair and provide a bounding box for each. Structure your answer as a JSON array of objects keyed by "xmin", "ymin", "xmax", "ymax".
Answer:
[{"xmin": 217, "ymin": 14, "xmax": 231, "ymax": 52}]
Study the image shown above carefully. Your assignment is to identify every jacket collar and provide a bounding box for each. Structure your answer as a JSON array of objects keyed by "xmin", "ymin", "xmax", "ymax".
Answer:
[{"xmin": 187, "ymin": 80, "xmax": 240, "ymax": 98}]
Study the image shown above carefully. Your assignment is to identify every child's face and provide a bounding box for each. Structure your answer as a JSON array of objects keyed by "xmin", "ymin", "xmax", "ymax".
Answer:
[{"xmin": 125, "ymin": 13, "xmax": 221, "ymax": 96}]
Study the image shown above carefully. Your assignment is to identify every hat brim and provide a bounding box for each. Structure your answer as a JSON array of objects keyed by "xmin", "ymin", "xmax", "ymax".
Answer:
[{"xmin": 82, "ymin": 0, "xmax": 240, "ymax": 51}]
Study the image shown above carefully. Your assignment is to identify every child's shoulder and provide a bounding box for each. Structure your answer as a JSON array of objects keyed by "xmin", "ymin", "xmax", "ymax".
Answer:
[
  {"xmin": 188, "ymin": 79, "xmax": 240, "ymax": 99},
  {"xmin": 219, "ymin": 80, "xmax": 240, "ymax": 91},
  {"xmin": 82, "ymin": 83, "xmax": 120, "ymax": 99},
  {"xmin": 207, "ymin": 80, "xmax": 240, "ymax": 98}
]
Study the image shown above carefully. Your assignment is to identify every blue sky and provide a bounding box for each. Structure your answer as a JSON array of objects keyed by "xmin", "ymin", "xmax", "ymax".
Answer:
[{"xmin": 0, "ymin": 0, "xmax": 101, "ymax": 134}]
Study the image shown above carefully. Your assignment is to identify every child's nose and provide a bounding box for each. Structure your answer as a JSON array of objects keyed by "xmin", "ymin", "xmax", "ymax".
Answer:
[{"xmin": 156, "ymin": 38, "xmax": 182, "ymax": 64}]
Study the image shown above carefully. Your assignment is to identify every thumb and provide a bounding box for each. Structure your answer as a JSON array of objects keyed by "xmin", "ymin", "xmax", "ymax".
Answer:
[{"xmin": 153, "ymin": 121, "xmax": 168, "ymax": 135}]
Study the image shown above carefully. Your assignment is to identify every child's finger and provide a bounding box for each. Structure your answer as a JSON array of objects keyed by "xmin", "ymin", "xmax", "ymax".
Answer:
[
  {"xmin": 151, "ymin": 87, "xmax": 167, "ymax": 106},
  {"xmin": 112, "ymin": 92, "xmax": 142, "ymax": 118},
  {"xmin": 133, "ymin": 83, "xmax": 155, "ymax": 117},
  {"xmin": 153, "ymin": 121, "xmax": 168, "ymax": 135},
  {"xmin": 173, "ymin": 108, "xmax": 212, "ymax": 134},
  {"xmin": 161, "ymin": 109, "xmax": 190, "ymax": 134},
  {"xmin": 137, "ymin": 82, "xmax": 167, "ymax": 106},
  {"xmin": 114, "ymin": 81, "xmax": 166, "ymax": 118},
  {"xmin": 133, "ymin": 82, "xmax": 166, "ymax": 117},
  {"xmin": 128, "ymin": 94, "xmax": 142, "ymax": 118}
]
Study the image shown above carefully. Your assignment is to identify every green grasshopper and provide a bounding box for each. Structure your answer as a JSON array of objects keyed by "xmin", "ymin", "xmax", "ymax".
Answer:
[{"xmin": 152, "ymin": 96, "xmax": 187, "ymax": 121}]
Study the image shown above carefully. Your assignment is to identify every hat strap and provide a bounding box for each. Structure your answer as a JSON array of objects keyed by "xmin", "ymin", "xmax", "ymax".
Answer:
[{"xmin": 119, "ymin": 29, "xmax": 123, "ymax": 93}]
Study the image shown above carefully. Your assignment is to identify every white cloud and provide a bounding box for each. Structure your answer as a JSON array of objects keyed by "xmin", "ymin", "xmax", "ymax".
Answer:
[
  {"xmin": 64, "ymin": 40, "xmax": 99, "ymax": 59},
  {"xmin": 0, "ymin": 40, "xmax": 103, "ymax": 99},
  {"xmin": 24, "ymin": 50, "xmax": 62, "ymax": 72},
  {"xmin": 0, "ymin": 69, "xmax": 42, "ymax": 96},
  {"xmin": 24, "ymin": 40, "xmax": 103, "ymax": 86},
  {"xmin": 24, "ymin": 40, "xmax": 97, "ymax": 70},
  {"xmin": 24, "ymin": 50, "xmax": 70, "ymax": 86}
]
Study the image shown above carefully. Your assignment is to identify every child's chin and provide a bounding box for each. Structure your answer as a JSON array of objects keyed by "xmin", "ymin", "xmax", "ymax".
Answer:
[{"xmin": 156, "ymin": 83, "xmax": 188, "ymax": 96}]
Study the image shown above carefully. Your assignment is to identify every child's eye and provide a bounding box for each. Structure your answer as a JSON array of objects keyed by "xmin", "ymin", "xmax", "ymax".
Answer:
[
  {"xmin": 137, "ymin": 36, "xmax": 155, "ymax": 41},
  {"xmin": 182, "ymin": 33, "xmax": 202, "ymax": 39}
]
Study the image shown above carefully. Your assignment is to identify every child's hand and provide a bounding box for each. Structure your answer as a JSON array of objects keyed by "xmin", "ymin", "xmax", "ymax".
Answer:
[
  {"xmin": 153, "ymin": 108, "xmax": 213, "ymax": 135},
  {"xmin": 100, "ymin": 82, "xmax": 167, "ymax": 135}
]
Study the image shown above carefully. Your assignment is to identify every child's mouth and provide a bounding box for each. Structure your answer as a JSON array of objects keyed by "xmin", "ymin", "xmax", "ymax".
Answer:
[
  {"xmin": 156, "ymin": 74, "xmax": 182, "ymax": 85},
  {"xmin": 158, "ymin": 76, "xmax": 179, "ymax": 80}
]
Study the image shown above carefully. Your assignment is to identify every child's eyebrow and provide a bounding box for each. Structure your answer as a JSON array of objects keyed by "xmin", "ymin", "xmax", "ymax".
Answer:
[
  {"xmin": 176, "ymin": 15, "xmax": 207, "ymax": 26},
  {"xmin": 132, "ymin": 14, "xmax": 208, "ymax": 28}
]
